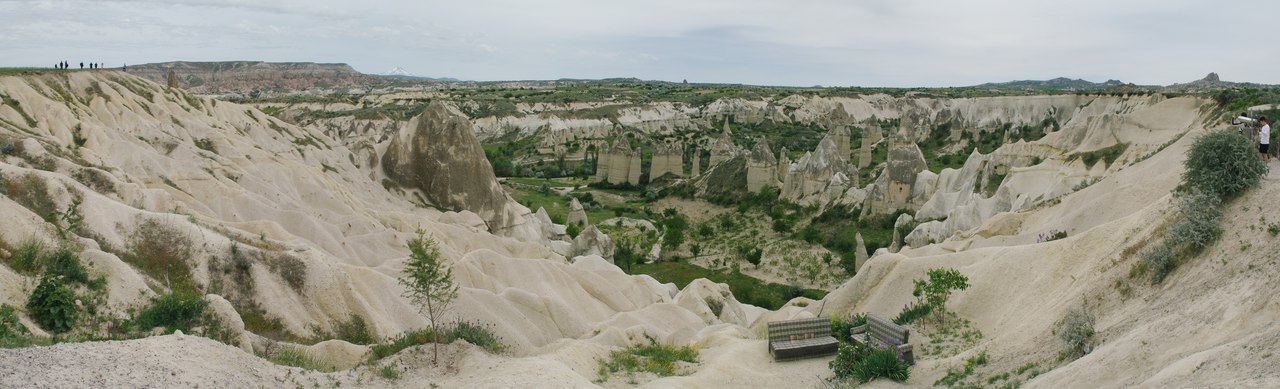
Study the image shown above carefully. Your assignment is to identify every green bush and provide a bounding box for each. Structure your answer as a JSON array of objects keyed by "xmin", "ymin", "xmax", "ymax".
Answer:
[
  {"xmin": 328, "ymin": 315, "xmax": 374, "ymax": 345},
  {"xmin": 1166, "ymin": 190, "xmax": 1222, "ymax": 252},
  {"xmin": 1181, "ymin": 131, "xmax": 1265, "ymax": 199},
  {"xmin": 830, "ymin": 340, "xmax": 910, "ymax": 383},
  {"xmin": 1140, "ymin": 245, "xmax": 1176, "ymax": 284},
  {"xmin": 830, "ymin": 313, "xmax": 867, "ymax": 341},
  {"xmin": 0, "ymin": 134, "xmax": 15, "ymax": 155},
  {"xmin": 41, "ymin": 248, "xmax": 87, "ymax": 284},
  {"xmin": 0, "ymin": 304, "xmax": 31, "ymax": 347},
  {"xmin": 1057, "ymin": 308, "xmax": 1095, "ymax": 360},
  {"xmin": 27, "ymin": 275, "xmax": 77, "ymax": 333},
  {"xmin": 911, "ymin": 267, "xmax": 970, "ymax": 323},
  {"xmin": 132, "ymin": 292, "xmax": 207, "ymax": 333},
  {"xmin": 448, "ymin": 321, "xmax": 506, "ymax": 353}
]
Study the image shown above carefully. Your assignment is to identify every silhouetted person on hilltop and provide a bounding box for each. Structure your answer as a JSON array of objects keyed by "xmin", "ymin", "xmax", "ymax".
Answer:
[{"xmin": 79, "ymin": 62, "xmax": 83, "ymax": 70}]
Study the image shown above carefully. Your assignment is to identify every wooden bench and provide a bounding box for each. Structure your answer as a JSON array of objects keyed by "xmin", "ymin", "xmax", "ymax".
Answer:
[
  {"xmin": 767, "ymin": 317, "xmax": 838, "ymax": 361},
  {"xmin": 850, "ymin": 314, "xmax": 915, "ymax": 365}
]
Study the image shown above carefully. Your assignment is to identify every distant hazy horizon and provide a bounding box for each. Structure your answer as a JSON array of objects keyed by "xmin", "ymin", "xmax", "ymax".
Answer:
[{"xmin": 1, "ymin": 0, "xmax": 1275, "ymax": 87}]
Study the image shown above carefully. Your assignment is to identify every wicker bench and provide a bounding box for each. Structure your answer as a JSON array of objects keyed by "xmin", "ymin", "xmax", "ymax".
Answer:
[
  {"xmin": 850, "ymin": 314, "xmax": 915, "ymax": 365},
  {"xmin": 767, "ymin": 317, "xmax": 838, "ymax": 361}
]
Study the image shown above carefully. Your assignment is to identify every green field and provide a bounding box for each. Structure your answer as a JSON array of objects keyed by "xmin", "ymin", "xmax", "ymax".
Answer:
[
  {"xmin": 630, "ymin": 261, "xmax": 827, "ymax": 310},
  {"xmin": 0, "ymin": 68, "xmax": 64, "ymax": 76}
]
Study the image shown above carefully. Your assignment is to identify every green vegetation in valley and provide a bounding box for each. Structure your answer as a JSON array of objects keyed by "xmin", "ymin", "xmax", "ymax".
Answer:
[{"xmin": 629, "ymin": 261, "xmax": 826, "ymax": 310}]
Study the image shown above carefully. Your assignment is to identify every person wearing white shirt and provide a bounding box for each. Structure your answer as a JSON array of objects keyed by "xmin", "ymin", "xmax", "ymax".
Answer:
[{"xmin": 1259, "ymin": 117, "xmax": 1271, "ymax": 163}]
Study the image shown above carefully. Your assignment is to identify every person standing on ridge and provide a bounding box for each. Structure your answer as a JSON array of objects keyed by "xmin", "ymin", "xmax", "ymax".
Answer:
[
  {"xmin": 1259, "ymin": 116, "xmax": 1271, "ymax": 164},
  {"xmin": 79, "ymin": 62, "xmax": 83, "ymax": 70}
]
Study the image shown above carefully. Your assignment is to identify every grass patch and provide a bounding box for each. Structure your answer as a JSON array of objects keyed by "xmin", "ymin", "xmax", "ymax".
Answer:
[
  {"xmin": 629, "ymin": 261, "xmax": 826, "ymax": 310},
  {"xmin": 193, "ymin": 138, "xmax": 216, "ymax": 154},
  {"xmin": 3, "ymin": 173, "xmax": 58, "ymax": 222},
  {"xmin": 131, "ymin": 292, "xmax": 207, "ymax": 333},
  {"xmin": 1069, "ymin": 143, "xmax": 1128, "ymax": 168},
  {"xmin": 4, "ymin": 238, "xmax": 46, "ymax": 275},
  {"xmin": 510, "ymin": 185, "xmax": 570, "ymax": 224},
  {"xmin": 378, "ymin": 363, "xmax": 400, "ymax": 380},
  {"xmin": 935, "ymin": 351, "xmax": 989, "ymax": 387},
  {"xmin": 0, "ymin": 93, "xmax": 38, "ymax": 128},
  {"xmin": 0, "ymin": 304, "xmax": 33, "ymax": 348},
  {"xmin": 260, "ymin": 344, "xmax": 331, "ymax": 371},
  {"xmin": 599, "ymin": 336, "xmax": 698, "ymax": 380},
  {"xmin": 369, "ymin": 321, "xmax": 506, "ymax": 361},
  {"xmin": 72, "ymin": 168, "xmax": 116, "ymax": 194},
  {"xmin": 239, "ymin": 305, "xmax": 303, "ymax": 343},
  {"xmin": 122, "ymin": 218, "xmax": 196, "ymax": 293},
  {"xmin": 311, "ymin": 315, "xmax": 374, "ymax": 345}
]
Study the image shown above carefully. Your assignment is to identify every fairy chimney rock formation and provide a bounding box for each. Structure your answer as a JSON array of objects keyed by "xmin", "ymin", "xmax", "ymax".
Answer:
[
  {"xmin": 859, "ymin": 119, "xmax": 882, "ymax": 169},
  {"xmin": 691, "ymin": 151, "xmax": 702, "ymax": 177},
  {"xmin": 854, "ymin": 232, "xmax": 869, "ymax": 271},
  {"xmin": 829, "ymin": 126, "xmax": 851, "ymax": 163},
  {"xmin": 866, "ymin": 142, "xmax": 929, "ymax": 215},
  {"xmin": 567, "ymin": 197, "xmax": 588, "ymax": 227},
  {"xmin": 627, "ymin": 152, "xmax": 642, "ymax": 185},
  {"xmin": 776, "ymin": 147, "xmax": 791, "ymax": 183},
  {"xmin": 746, "ymin": 137, "xmax": 779, "ymax": 192},
  {"xmin": 600, "ymin": 139, "xmax": 637, "ymax": 185},
  {"xmin": 709, "ymin": 120, "xmax": 738, "ymax": 167},
  {"xmin": 381, "ymin": 101, "xmax": 520, "ymax": 231},
  {"xmin": 649, "ymin": 143, "xmax": 683, "ymax": 180}
]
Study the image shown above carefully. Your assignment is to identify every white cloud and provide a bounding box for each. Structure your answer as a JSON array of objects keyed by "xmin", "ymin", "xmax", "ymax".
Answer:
[{"xmin": 0, "ymin": 0, "xmax": 1275, "ymax": 86}]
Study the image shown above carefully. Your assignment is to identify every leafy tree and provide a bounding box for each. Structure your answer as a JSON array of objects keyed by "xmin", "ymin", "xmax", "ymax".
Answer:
[
  {"xmin": 613, "ymin": 236, "xmax": 640, "ymax": 272},
  {"xmin": 689, "ymin": 243, "xmax": 702, "ymax": 258},
  {"xmin": 399, "ymin": 230, "xmax": 458, "ymax": 364},
  {"xmin": 661, "ymin": 214, "xmax": 687, "ymax": 252},
  {"xmin": 911, "ymin": 268, "xmax": 970, "ymax": 324}
]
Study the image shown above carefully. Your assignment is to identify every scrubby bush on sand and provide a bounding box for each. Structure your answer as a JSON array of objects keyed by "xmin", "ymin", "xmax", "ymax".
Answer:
[
  {"xmin": 1056, "ymin": 308, "xmax": 1095, "ymax": 360},
  {"xmin": 1180, "ymin": 131, "xmax": 1265, "ymax": 199}
]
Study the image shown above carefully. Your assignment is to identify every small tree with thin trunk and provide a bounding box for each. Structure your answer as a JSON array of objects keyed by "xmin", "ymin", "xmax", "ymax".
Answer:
[{"xmin": 399, "ymin": 229, "xmax": 458, "ymax": 364}]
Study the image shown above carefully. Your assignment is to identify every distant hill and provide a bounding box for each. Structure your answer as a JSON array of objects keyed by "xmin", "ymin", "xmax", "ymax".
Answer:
[
  {"xmin": 1163, "ymin": 72, "xmax": 1277, "ymax": 91},
  {"xmin": 972, "ymin": 77, "xmax": 1128, "ymax": 90},
  {"xmin": 128, "ymin": 61, "xmax": 381, "ymax": 94}
]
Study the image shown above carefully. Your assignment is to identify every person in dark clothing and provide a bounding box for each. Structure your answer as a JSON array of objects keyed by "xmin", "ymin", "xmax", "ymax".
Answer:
[{"xmin": 79, "ymin": 62, "xmax": 83, "ymax": 70}]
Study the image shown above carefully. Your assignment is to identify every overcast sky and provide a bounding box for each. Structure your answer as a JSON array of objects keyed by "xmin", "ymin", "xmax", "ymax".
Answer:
[{"xmin": 1, "ymin": 0, "xmax": 1275, "ymax": 87}]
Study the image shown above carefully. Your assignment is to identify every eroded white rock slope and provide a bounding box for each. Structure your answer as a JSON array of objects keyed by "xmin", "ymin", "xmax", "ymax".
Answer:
[{"xmin": 1, "ymin": 72, "xmax": 1277, "ymax": 387}]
